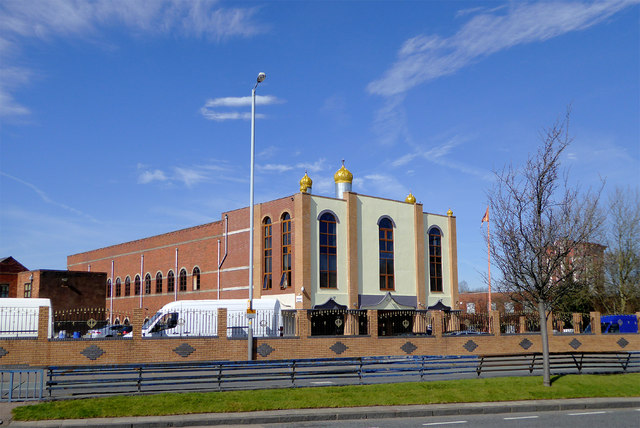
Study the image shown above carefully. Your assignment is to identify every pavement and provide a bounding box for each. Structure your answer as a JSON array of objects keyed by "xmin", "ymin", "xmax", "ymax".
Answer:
[{"xmin": 2, "ymin": 397, "xmax": 640, "ymax": 427}]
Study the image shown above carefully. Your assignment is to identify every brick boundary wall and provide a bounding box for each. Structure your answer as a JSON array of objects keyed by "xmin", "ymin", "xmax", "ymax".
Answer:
[{"xmin": 0, "ymin": 308, "xmax": 638, "ymax": 367}]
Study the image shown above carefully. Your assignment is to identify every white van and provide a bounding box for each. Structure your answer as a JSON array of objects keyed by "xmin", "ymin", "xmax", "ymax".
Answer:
[
  {"xmin": 140, "ymin": 299, "xmax": 282, "ymax": 338},
  {"xmin": 0, "ymin": 298, "xmax": 53, "ymax": 338}
]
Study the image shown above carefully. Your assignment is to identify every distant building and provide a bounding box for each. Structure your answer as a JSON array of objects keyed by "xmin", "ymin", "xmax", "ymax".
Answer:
[
  {"xmin": 68, "ymin": 162, "xmax": 460, "ymax": 316},
  {"xmin": 0, "ymin": 256, "xmax": 28, "ymax": 298},
  {"xmin": 457, "ymin": 291, "xmax": 525, "ymax": 314}
]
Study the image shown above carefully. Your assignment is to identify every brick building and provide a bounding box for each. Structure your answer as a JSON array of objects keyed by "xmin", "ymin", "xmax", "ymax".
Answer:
[
  {"xmin": 0, "ymin": 256, "xmax": 28, "ymax": 298},
  {"xmin": 67, "ymin": 162, "xmax": 459, "ymax": 317}
]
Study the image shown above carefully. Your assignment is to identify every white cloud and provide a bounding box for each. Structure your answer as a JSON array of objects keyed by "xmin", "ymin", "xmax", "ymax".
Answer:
[
  {"xmin": 200, "ymin": 95, "xmax": 283, "ymax": 121},
  {"xmin": 137, "ymin": 169, "xmax": 168, "ymax": 184},
  {"xmin": 361, "ymin": 173, "xmax": 407, "ymax": 199},
  {"xmin": 368, "ymin": 1, "xmax": 637, "ymax": 97},
  {"xmin": 0, "ymin": 0, "xmax": 267, "ymax": 117},
  {"xmin": 258, "ymin": 164, "xmax": 294, "ymax": 173},
  {"xmin": 137, "ymin": 161, "xmax": 239, "ymax": 187}
]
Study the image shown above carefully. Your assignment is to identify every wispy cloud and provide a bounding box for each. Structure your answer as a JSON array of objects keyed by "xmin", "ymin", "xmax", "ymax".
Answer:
[
  {"xmin": 0, "ymin": 0, "xmax": 267, "ymax": 117},
  {"xmin": 361, "ymin": 173, "xmax": 407, "ymax": 199},
  {"xmin": 391, "ymin": 136, "xmax": 465, "ymax": 167},
  {"xmin": 256, "ymin": 158, "xmax": 328, "ymax": 174},
  {"xmin": 137, "ymin": 161, "xmax": 237, "ymax": 187},
  {"xmin": 368, "ymin": 1, "xmax": 637, "ymax": 97},
  {"xmin": 200, "ymin": 95, "xmax": 284, "ymax": 121},
  {"xmin": 0, "ymin": 171, "xmax": 99, "ymax": 221}
]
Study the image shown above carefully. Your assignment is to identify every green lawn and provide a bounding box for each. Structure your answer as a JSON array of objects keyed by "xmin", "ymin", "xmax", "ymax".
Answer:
[{"xmin": 13, "ymin": 373, "xmax": 640, "ymax": 421}]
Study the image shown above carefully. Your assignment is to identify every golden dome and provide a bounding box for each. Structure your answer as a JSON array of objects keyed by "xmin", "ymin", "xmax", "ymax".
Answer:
[
  {"xmin": 334, "ymin": 160, "xmax": 353, "ymax": 184},
  {"xmin": 405, "ymin": 193, "xmax": 416, "ymax": 204},
  {"xmin": 299, "ymin": 171, "xmax": 312, "ymax": 193},
  {"xmin": 447, "ymin": 208, "xmax": 453, "ymax": 217}
]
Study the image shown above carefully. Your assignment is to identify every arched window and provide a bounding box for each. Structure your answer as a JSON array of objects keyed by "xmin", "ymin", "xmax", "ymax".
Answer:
[
  {"xmin": 429, "ymin": 227, "xmax": 443, "ymax": 292},
  {"xmin": 115, "ymin": 278, "xmax": 121, "ymax": 297},
  {"xmin": 192, "ymin": 267, "xmax": 200, "ymax": 291},
  {"xmin": 106, "ymin": 279, "xmax": 112, "ymax": 298},
  {"xmin": 179, "ymin": 269, "xmax": 187, "ymax": 291},
  {"xmin": 167, "ymin": 270, "xmax": 175, "ymax": 293},
  {"xmin": 134, "ymin": 275, "xmax": 141, "ymax": 295},
  {"xmin": 124, "ymin": 276, "xmax": 131, "ymax": 296},
  {"xmin": 155, "ymin": 272, "xmax": 163, "ymax": 294},
  {"xmin": 379, "ymin": 217, "xmax": 394, "ymax": 291},
  {"xmin": 263, "ymin": 217, "xmax": 272, "ymax": 290},
  {"xmin": 281, "ymin": 212, "xmax": 292, "ymax": 289},
  {"xmin": 145, "ymin": 274, "xmax": 151, "ymax": 295},
  {"xmin": 319, "ymin": 212, "xmax": 337, "ymax": 288}
]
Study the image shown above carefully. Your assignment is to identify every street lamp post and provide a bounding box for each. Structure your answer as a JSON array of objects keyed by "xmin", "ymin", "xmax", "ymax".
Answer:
[{"xmin": 248, "ymin": 72, "xmax": 266, "ymax": 360}]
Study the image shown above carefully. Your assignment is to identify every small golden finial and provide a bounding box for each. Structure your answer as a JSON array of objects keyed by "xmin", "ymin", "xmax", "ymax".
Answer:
[
  {"xmin": 447, "ymin": 208, "xmax": 453, "ymax": 217},
  {"xmin": 299, "ymin": 170, "xmax": 312, "ymax": 193},
  {"xmin": 405, "ymin": 193, "xmax": 416, "ymax": 204}
]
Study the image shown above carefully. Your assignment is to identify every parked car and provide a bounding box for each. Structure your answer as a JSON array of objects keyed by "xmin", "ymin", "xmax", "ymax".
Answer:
[
  {"xmin": 88, "ymin": 324, "xmax": 132, "ymax": 338},
  {"xmin": 584, "ymin": 315, "xmax": 638, "ymax": 334}
]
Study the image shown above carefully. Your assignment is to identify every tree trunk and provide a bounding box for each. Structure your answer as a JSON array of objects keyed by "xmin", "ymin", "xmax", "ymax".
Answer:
[{"xmin": 538, "ymin": 300, "xmax": 551, "ymax": 387}]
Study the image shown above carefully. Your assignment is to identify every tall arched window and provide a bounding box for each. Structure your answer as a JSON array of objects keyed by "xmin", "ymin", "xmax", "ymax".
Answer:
[
  {"xmin": 144, "ymin": 274, "xmax": 151, "ymax": 294},
  {"xmin": 115, "ymin": 278, "xmax": 121, "ymax": 297},
  {"xmin": 379, "ymin": 217, "xmax": 394, "ymax": 291},
  {"xmin": 124, "ymin": 276, "xmax": 131, "ymax": 296},
  {"xmin": 179, "ymin": 269, "xmax": 187, "ymax": 291},
  {"xmin": 167, "ymin": 270, "xmax": 175, "ymax": 293},
  {"xmin": 192, "ymin": 267, "xmax": 200, "ymax": 291},
  {"xmin": 134, "ymin": 275, "xmax": 141, "ymax": 295},
  {"xmin": 263, "ymin": 217, "xmax": 272, "ymax": 290},
  {"xmin": 106, "ymin": 279, "xmax": 112, "ymax": 298},
  {"xmin": 155, "ymin": 272, "xmax": 163, "ymax": 294},
  {"xmin": 281, "ymin": 212, "xmax": 292, "ymax": 289},
  {"xmin": 319, "ymin": 212, "xmax": 337, "ymax": 288},
  {"xmin": 429, "ymin": 227, "xmax": 443, "ymax": 292}
]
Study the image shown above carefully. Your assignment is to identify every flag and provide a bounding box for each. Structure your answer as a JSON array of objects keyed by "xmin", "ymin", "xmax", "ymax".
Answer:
[{"xmin": 481, "ymin": 207, "xmax": 489, "ymax": 224}]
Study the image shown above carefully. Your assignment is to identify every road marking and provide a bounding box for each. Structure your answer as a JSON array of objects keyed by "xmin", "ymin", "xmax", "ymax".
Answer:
[
  {"xmin": 310, "ymin": 381, "xmax": 334, "ymax": 385},
  {"xmin": 568, "ymin": 411, "xmax": 607, "ymax": 416},
  {"xmin": 504, "ymin": 416, "xmax": 539, "ymax": 420},
  {"xmin": 423, "ymin": 422, "xmax": 467, "ymax": 426}
]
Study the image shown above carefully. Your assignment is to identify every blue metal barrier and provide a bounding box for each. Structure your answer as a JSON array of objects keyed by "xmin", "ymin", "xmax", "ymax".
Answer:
[{"xmin": 0, "ymin": 369, "xmax": 44, "ymax": 402}]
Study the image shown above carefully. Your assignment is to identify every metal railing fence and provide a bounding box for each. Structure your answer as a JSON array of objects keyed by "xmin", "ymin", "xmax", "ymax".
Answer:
[
  {"xmin": 0, "ymin": 307, "xmax": 39, "ymax": 338},
  {"xmin": 444, "ymin": 312, "xmax": 490, "ymax": 334},
  {"xmin": 54, "ymin": 308, "xmax": 131, "ymax": 339},
  {"xmin": 309, "ymin": 310, "xmax": 368, "ymax": 336},
  {"xmin": 35, "ymin": 351, "xmax": 639, "ymax": 401},
  {"xmin": 0, "ymin": 369, "xmax": 44, "ymax": 402}
]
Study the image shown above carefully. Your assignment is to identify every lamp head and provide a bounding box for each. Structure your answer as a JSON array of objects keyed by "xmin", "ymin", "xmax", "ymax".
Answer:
[{"xmin": 257, "ymin": 72, "xmax": 266, "ymax": 83}]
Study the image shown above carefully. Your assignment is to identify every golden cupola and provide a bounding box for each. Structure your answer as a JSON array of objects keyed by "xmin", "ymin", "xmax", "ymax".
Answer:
[
  {"xmin": 334, "ymin": 160, "xmax": 353, "ymax": 199},
  {"xmin": 299, "ymin": 171, "xmax": 313, "ymax": 194},
  {"xmin": 405, "ymin": 193, "xmax": 416, "ymax": 204}
]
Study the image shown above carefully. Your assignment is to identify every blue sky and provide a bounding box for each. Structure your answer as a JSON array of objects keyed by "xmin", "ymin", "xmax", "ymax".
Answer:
[{"xmin": 1, "ymin": 0, "xmax": 638, "ymax": 291}]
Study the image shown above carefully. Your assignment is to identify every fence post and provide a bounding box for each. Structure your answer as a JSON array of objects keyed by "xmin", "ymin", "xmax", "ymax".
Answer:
[
  {"xmin": 433, "ymin": 311, "xmax": 443, "ymax": 338},
  {"xmin": 546, "ymin": 311, "xmax": 554, "ymax": 334},
  {"xmin": 490, "ymin": 310, "xmax": 501, "ymax": 336},
  {"xmin": 368, "ymin": 310, "xmax": 378, "ymax": 338},
  {"xmin": 38, "ymin": 306, "xmax": 50, "ymax": 341},
  {"xmin": 590, "ymin": 312, "xmax": 601, "ymax": 335},
  {"xmin": 519, "ymin": 315, "xmax": 526, "ymax": 333},
  {"xmin": 297, "ymin": 310, "xmax": 310, "ymax": 337},
  {"xmin": 572, "ymin": 313, "xmax": 582, "ymax": 334},
  {"xmin": 132, "ymin": 308, "xmax": 143, "ymax": 341},
  {"xmin": 218, "ymin": 308, "xmax": 227, "ymax": 339}
]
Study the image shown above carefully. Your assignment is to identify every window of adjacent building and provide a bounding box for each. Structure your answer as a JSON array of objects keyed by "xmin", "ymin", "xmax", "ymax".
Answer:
[
  {"xmin": 379, "ymin": 217, "xmax": 394, "ymax": 291},
  {"xmin": 167, "ymin": 270, "xmax": 175, "ymax": 293},
  {"xmin": 134, "ymin": 275, "xmax": 141, "ymax": 295},
  {"xmin": 467, "ymin": 302, "xmax": 475, "ymax": 314},
  {"xmin": 106, "ymin": 279, "xmax": 111, "ymax": 298},
  {"xmin": 428, "ymin": 227, "xmax": 443, "ymax": 292},
  {"xmin": 281, "ymin": 212, "xmax": 292, "ymax": 289},
  {"xmin": 115, "ymin": 278, "xmax": 121, "ymax": 297},
  {"xmin": 179, "ymin": 269, "xmax": 187, "ymax": 292},
  {"xmin": 145, "ymin": 274, "xmax": 151, "ymax": 295},
  {"xmin": 23, "ymin": 283, "xmax": 31, "ymax": 298},
  {"xmin": 155, "ymin": 272, "xmax": 163, "ymax": 294},
  {"xmin": 319, "ymin": 212, "xmax": 337, "ymax": 288},
  {"xmin": 263, "ymin": 217, "xmax": 272, "ymax": 290},
  {"xmin": 192, "ymin": 267, "xmax": 200, "ymax": 291},
  {"xmin": 505, "ymin": 302, "xmax": 514, "ymax": 313},
  {"xmin": 0, "ymin": 284, "xmax": 8, "ymax": 298}
]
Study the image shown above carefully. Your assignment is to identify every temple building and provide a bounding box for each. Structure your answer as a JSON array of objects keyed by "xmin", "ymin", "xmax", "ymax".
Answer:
[{"xmin": 67, "ymin": 162, "xmax": 459, "ymax": 315}]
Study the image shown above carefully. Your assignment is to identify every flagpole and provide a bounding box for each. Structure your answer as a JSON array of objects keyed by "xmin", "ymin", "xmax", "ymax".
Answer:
[{"xmin": 487, "ymin": 215, "xmax": 492, "ymax": 314}]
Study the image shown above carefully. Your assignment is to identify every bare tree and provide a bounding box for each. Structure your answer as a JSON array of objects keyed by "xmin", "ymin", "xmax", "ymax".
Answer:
[
  {"xmin": 487, "ymin": 111, "xmax": 602, "ymax": 386},
  {"xmin": 600, "ymin": 186, "xmax": 640, "ymax": 313}
]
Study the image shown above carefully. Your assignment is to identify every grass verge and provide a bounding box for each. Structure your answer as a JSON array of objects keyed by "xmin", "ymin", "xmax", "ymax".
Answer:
[{"xmin": 13, "ymin": 373, "xmax": 640, "ymax": 421}]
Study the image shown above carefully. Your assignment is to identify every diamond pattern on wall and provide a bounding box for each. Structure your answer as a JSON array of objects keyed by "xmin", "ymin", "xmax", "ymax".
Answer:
[
  {"xmin": 401, "ymin": 342, "xmax": 417, "ymax": 355},
  {"xmin": 256, "ymin": 343, "xmax": 274, "ymax": 357},
  {"xmin": 617, "ymin": 337, "xmax": 629, "ymax": 349},
  {"xmin": 81, "ymin": 345, "xmax": 105, "ymax": 361},
  {"xmin": 173, "ymin": 343, "xmax": 195, "ymax": 358},
  {"xmin": 463, "ymin": 340, "xmax": 478, "ymax": 352},
  {"xmin": 569, "ymin": 338, "xmax": 582, "ymax": 350},
  {"xmin": 330, "ymin": 341, "xmax": 348, "ymax": 355},
  {"xmin": 519, "ymin": 338, "xmax": 533, "ymax": 350},
  {"xmin": 0, "ymin": 347, "xmax": 7, "ymax": 358}
]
